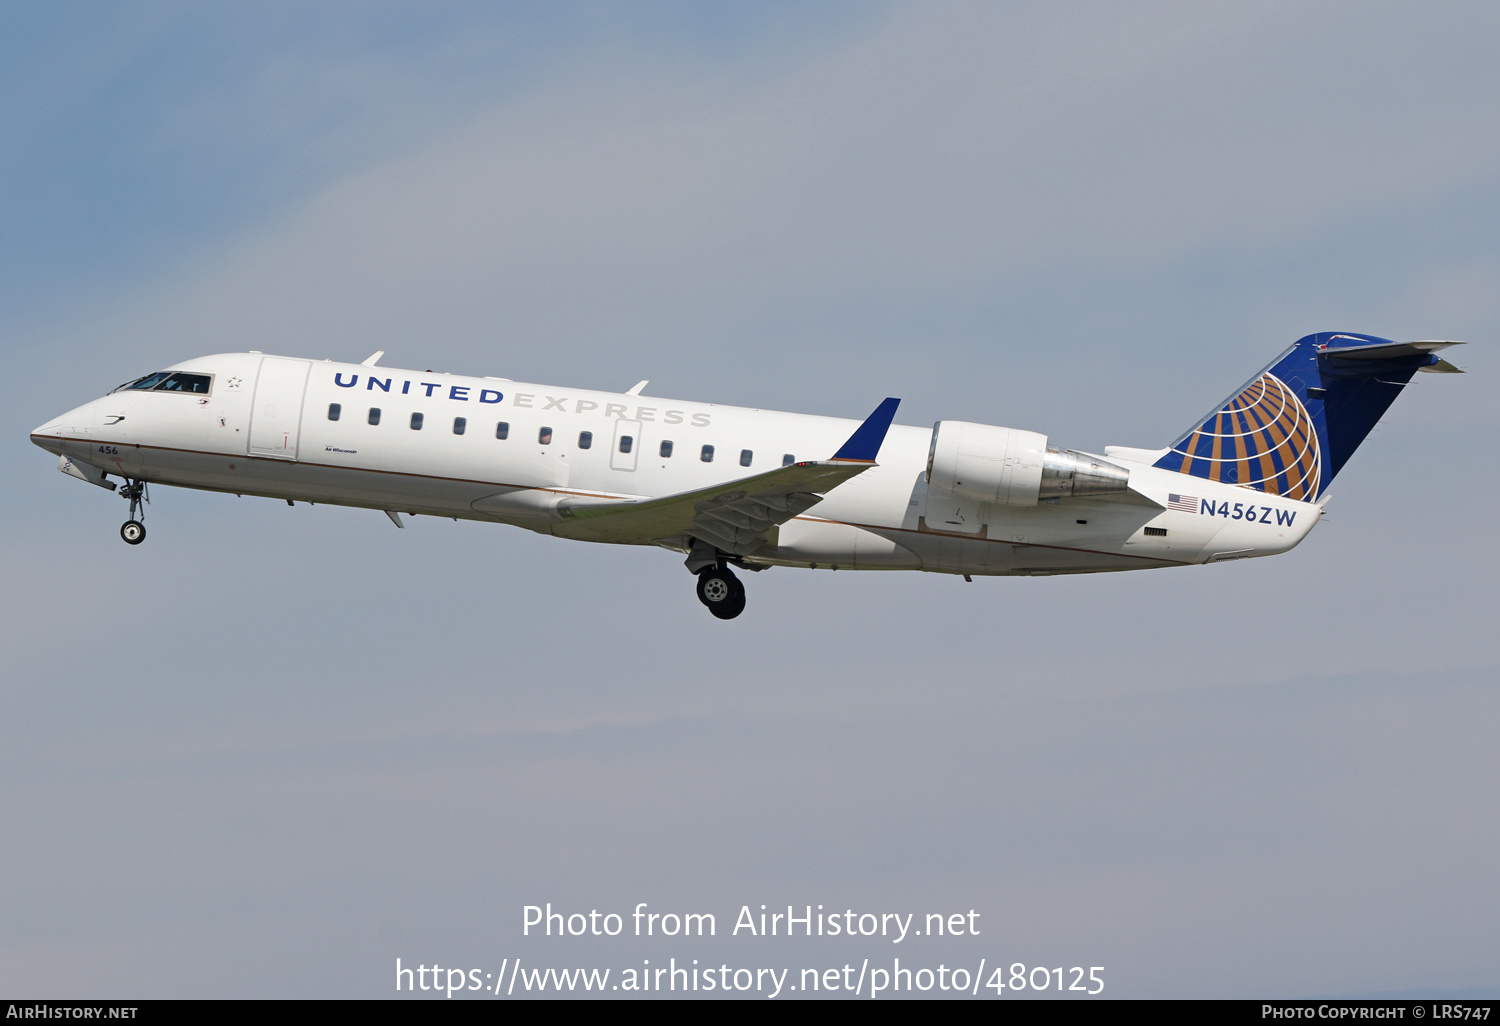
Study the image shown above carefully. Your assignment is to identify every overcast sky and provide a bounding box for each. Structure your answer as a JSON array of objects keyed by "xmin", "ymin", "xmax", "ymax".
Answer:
[{"xmin": 3, "ymin": 1, "xmax": 1496, "ymax": 999}]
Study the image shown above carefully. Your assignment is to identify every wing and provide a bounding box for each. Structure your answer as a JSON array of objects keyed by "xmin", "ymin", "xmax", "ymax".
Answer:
[
  {"xmin": 551, "ymin": 397, "xmax": 901, "ymax": 553},
  {"xmin": 553, "ymin": 459, "xmax": 871, "ymax": 550}
]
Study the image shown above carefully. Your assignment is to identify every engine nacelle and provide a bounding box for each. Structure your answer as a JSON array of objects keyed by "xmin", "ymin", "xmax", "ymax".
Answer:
[
  {"xmin": 926, "ymin": 421, "xmax": 1047, "ymax": 505},
  {"xmin": 926, "ymin": 421, "xmax": 1130, "ymax": 506}
]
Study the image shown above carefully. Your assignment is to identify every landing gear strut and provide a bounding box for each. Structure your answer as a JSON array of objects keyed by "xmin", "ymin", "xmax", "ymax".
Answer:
[
  {"xmin": 696, "ymin": 564, "xmax": 746, "ymax": 620},
  {"xmin": 119, "ymin": 479, "xmax": 148, "ymax": 546}
]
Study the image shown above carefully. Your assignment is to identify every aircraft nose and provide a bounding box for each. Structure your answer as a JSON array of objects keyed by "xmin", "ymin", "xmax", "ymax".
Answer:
[{"xmin": 31, "ymin": 401, "xmax": 97, "ymax": 454}]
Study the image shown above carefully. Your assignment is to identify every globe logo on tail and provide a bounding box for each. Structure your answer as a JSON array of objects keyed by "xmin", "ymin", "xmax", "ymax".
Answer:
[{"xmin": 1167, "ymin": 373, "xmax": 1320, "ymax": 500}]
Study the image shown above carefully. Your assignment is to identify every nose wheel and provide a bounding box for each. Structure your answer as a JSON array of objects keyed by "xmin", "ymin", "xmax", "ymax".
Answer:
[
  {"xmin": 118, "ymin": 479, "xmax": 149, "ymax": 545},
  {"xmin": 696, "ymin": 565, "xmax": 746, "ymax": 620}
]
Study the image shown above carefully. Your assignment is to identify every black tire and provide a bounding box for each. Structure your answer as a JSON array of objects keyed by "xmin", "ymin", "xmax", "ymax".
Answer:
[
  {"xmin": 713, "ymin": 586, "xmax": 746, "ymax": 620},
  {"xmin": 696, "ymin": 568, "xmax": 746, "ymax": 619},
  {"xmin": 120, "ymin": 520, "xmax": 146, "ymax": 545}
]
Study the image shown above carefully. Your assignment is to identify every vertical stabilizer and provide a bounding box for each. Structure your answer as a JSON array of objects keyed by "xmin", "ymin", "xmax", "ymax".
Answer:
[{"xmin": 1153, "ymin": 333, "xmax": 1464, "ymax": 500}]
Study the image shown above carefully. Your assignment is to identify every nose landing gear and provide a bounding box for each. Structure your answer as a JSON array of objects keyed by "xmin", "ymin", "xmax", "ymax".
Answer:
[
  {"xmin": 118, "ymin": 479, "xmax": 149, "ymax": 545},
  {"xmin": 696, "ymin": 565, "xmax": 746, "ymax": 620}
]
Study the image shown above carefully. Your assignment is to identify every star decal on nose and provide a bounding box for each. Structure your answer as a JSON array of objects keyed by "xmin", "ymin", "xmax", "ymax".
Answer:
[{"xmin": 226, "ymin": 376, "xmax": 243, "ymax": 390}]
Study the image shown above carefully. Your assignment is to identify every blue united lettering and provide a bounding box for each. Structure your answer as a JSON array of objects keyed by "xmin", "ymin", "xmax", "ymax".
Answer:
[{"xmin": 330, "ymin": 374, "xmax": 500, "ymax": 406}]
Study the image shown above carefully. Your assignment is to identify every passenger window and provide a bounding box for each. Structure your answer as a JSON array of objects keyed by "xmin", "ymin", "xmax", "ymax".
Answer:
[
  {"xmin": 496, "ymin": 422, "xmax": 509, "ymax": 440},
  {"xmin": 328, "ymin": 403, "xmax": 341, "ymax": 421},
  {"xmin": 578, "ymin": 431, "xmax": 592, "ymax": 449},
  {"xmin": 740, "ymin": 449, "xmax": 753, "ymax": 467},
  {"xmin": 368, "ymin": 408, "xmax": 381, "ymax": 425},
  {"xmin": 539, "ymin": 427, "xmax": 552, "ymax": 445},
  {"xmin": 453, "ymin": 417, "xmax": 466, "ymax": 435},
  {"xmin": 782, "ymin": 454, "xmax": 795, "ymax": 467},
  {"xmin": 701, "ymin": 444, "xmax": 714, "ymax": 462},
  {"xmin": 154, "ymin": 372, "xmax": 212, "ymax": 394},
  {"xmin": 410, "ymin": 412, "xmax": 423, "ymax": 430},
  {"xmin": 619, "ymin": 435, "xmax": 633, "ymax": 454},
  {"xmin": 660, "ymin": 440, "xmax": 673, "ymax": 458}
]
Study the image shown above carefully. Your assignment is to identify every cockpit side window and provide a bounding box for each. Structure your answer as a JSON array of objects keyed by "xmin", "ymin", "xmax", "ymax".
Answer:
[
  {"xmin": 113, "ymin": 371, "xmax": 172, "ymax": 393},
  {"xmin": 153, "ymin": 373, "xmax": 212, "ymax": 394}
]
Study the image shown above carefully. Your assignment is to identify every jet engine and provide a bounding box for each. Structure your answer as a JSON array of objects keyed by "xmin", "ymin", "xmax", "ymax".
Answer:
[{"xmin": 926, "ymin": 420, "xmax": 1131, "ymax": 506}]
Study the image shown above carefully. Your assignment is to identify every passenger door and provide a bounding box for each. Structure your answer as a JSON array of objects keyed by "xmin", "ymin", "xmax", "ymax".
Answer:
[
  {"xmin": 610, "ymin": 419, "xmax": 642, "ymax": 472},
  {"xmin": 247, "ymin": 357, "xmax": 311, "ymax": 460}
]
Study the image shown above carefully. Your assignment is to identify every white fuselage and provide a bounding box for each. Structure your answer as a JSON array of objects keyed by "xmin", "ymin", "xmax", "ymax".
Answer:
[{"xmin": 31, "ymin": 352, "xmax": 1321, "ymax": 575}]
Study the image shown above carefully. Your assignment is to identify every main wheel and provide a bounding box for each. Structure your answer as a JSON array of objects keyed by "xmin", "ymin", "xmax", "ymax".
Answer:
[
  {"xmin": 120, "ymin": 520, "xmax": 146, "ymax": 545},
  {"xmin": 714, "ymin": 587, "xmax": 746, "ymax": 620},
  {"xmin": 696, "ymin": 568, "xmax": 746, "ymax": 620}
]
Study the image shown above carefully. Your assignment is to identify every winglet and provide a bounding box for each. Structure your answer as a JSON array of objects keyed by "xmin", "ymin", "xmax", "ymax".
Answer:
[{"xmin": 831, "ymin": 397, "xmax": 901, "ymax": 462}]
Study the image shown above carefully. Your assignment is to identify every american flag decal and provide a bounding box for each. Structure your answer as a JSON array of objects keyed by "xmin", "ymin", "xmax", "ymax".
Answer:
[{"xmin": 1167, "ymin": 493, "xmax": 1198, "ymax": 512}]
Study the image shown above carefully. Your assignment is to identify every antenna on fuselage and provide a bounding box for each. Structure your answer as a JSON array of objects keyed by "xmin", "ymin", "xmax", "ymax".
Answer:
[{"xmin": 362, "ymin": 351, "xmax": 385, "ymax": 367}]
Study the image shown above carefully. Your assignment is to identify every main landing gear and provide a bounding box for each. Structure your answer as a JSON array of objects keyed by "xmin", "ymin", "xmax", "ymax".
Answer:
[
  {"xmin": 118, "ymin": 479, "xmax": 148, "ymax": 546},
  {"xmin": 696, "ymin": 564, "xmax": 746, "ymax": 620}
]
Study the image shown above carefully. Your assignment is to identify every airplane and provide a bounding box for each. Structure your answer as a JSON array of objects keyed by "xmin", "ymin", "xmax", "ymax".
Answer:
[{"xmin": 30, "ymin": 331, "xmax": 1464, "ymax": 619}]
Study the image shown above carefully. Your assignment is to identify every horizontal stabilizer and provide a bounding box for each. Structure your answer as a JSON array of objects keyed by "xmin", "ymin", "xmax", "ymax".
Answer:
[
  {"xmin": 1321, "ymin": 339, "xmax": 1466, "ymax": 362},
  {"xmin": 554, "ymin": 460, "xmax": 871, "ymax": 551}
]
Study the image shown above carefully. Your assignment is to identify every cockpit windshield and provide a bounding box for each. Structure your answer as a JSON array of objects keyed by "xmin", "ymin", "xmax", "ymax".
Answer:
[
  {"xmin": 112, "ymin": 371, "xmax": 212, "ymax": 394},
  {"xmin": 155, "ymin": 373, "xmax": 211, "ymax": 393},
  {"xmin": 113, "ymin": 372, "xmax": 172, "ymax": 392}
]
